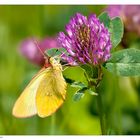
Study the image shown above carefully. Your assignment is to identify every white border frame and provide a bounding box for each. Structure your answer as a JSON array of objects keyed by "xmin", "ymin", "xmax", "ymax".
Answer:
[
  {"xmin": 1, "ymin": 136, "xmax": 140, "ymax": 140},
  {"xmin": 0, "ymin": 0, "xmax": 140, "ymax": 5},
  {"xmin": 0, "ymin": 1, "xmax": 140, "ymax": 139}
]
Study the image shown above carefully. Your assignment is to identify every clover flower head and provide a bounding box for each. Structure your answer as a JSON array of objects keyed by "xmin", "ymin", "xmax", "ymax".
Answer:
[{"xmin": 58, "ymin": 13, "xmax": 112, "ymax": 65}]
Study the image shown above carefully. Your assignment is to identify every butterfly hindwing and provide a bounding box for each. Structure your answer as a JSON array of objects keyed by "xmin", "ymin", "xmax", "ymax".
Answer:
[{"xmin": 36, "ymin": 67, "xmax": 67, "ymax": 118}]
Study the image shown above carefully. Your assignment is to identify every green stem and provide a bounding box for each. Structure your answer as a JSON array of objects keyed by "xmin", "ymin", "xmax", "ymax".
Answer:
[
  {"xmin": 50, "ymin": 114, "xmax": 56, "ymax": 135},
  {"xmin": 85, "ymin": 64, "xmax": 107, "ymax": 135},
  {"xmin": 95, "ymin": 65, "xmax": 106, "ymax": 135},
  {"xmin": 96, "ymin": 86, "xmax": 107, "ymax": 135}
]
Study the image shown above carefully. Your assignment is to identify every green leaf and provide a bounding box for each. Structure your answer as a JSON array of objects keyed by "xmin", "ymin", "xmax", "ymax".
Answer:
[
  {"xmin": 58, "ymin": 47, "xmax": 66, "ymax": 52},
  {"xmin": 98, "ymin": 12, "xmax": 111, "ymax": 29},
  {"xmin": 73, "ymin": 92, "xmax": 85, "ymax": 102},
  {"xmin": 63, "ymin": 66, "xmax": 87, "ymax": 85},
  {"xmin": 58, "ymin": 47, "xmax": 69, "ymax": 56},
  {"xmin": 71, "ymin": 81, "xmax": 87, "ymax": 88},
  {"xmin": 45, "ymin": 48, "xmax": 59, "ymax": 57},
  {"xmin": 73, "ymin": 86, "xmax": 88, "ymax": 101},
  {"xmin": 80, "ymin": 64, "xmax": 98, "ymax": 79},
  {"xmin": 86, "ymin": 89, "xmax": 98, "ymax": 96},
  {"xmin": 105, "ymin": 48, "xmax": 140, "ymax": 76},
  {"xmin": 45, "ymin": 47, "xmax": 68, "ymax": 57},
  {"xmin": 64, "ymin": 77, "xmax": 75, "ymax": 84},
  {"xmin": 110, "ymin": 17, "xmax": 124, "ymax": 48},
  {"xmin": 99, "ymin": 13, "xmax": 124, "ymax": 48},
  {"xmin": 80, "ymin": 64, "xmax": 93, "ymax": 77}
]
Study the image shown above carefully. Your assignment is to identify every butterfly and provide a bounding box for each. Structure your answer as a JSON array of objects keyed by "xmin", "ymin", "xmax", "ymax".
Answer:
[{"xmin": 12, "ymin": 44, "xmax": 67, "ymax": 118}]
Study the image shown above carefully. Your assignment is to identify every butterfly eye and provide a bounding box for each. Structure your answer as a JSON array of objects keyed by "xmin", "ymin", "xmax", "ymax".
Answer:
[
  {"xmin": 54, "ymin": 56, "xmax": 60, "ymax": 63},
  {"xmin": 55, "ymin": 57, "xmax": 59, "ymax": 62}
]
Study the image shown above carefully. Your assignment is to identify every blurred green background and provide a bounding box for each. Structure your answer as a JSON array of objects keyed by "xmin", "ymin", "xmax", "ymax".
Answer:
[{"xmin": 0, "ymin": 5, "xmax": 140, "ymax": 135}]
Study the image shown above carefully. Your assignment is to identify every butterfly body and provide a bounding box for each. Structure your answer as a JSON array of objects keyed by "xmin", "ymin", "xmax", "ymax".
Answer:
[{"xmin": 12, "ymin": 57, "xmax": 67, "ymax": 118}]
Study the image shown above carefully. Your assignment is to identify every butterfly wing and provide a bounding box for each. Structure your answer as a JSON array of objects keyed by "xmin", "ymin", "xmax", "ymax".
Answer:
[
  {"xmin": 36, "ymin": 67, "xmax": 67, "ymax": 118},
  {"xmin": 12, "ymin": 68, "xmax": 48, "ymax": 118}
]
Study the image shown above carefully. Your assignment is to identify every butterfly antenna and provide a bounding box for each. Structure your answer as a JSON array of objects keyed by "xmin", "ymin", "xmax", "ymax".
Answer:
[
  {"xmin": 62, "ymin": 63, "xmax": 73, "ymax": 66},
  {"xmin": 32, "ymin": 38, "xmax": 46, "ymax": 58}
]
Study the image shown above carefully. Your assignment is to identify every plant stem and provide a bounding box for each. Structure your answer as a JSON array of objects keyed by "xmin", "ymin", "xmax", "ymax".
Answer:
[
  {"xmin": 85, "ymin": 64, "xmax": 107, "ymax": 135},
  {"xmin": 50, "ymin": 113, "xmax": 56, "ymax": 135},
  {"xmin": 96, "ymin": 86, "xmax": 107, "ymax": 135},
  {"xmin": 95, "ymin": 65, "xmax": 106, "ymax": 135}
]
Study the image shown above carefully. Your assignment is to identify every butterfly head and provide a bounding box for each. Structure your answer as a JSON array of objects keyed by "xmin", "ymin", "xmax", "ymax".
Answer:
[{"xmin": 49, "ymin": 57, "xmax": 62, "ymax": 70}]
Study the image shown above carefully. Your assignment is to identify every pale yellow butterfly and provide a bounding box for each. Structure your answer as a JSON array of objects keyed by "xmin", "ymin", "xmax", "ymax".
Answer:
[{"xmin": 12, "ymin": 44, "xmax": 67, "ymax": 118}]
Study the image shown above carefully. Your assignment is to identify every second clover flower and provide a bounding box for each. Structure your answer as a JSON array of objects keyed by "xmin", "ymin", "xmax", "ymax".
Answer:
[{"xmin": 58, "ymin": 13, "xmax": 112, "ymax": 65}]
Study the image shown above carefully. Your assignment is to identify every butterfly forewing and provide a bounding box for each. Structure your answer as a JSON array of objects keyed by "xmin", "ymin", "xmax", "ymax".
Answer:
[{"xmin": 12, "ymin": 69, "xmax": 48, "ymax": 118}]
